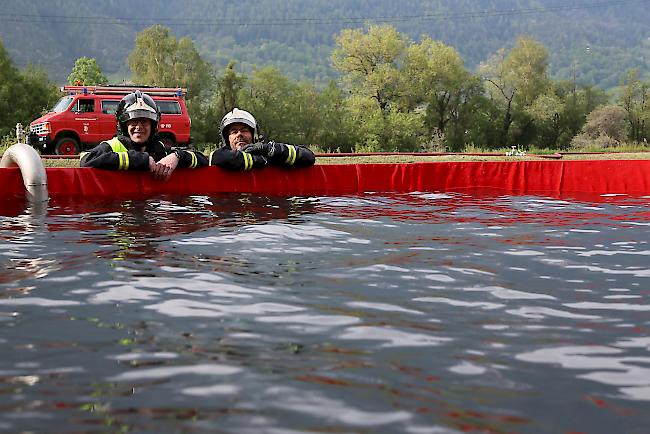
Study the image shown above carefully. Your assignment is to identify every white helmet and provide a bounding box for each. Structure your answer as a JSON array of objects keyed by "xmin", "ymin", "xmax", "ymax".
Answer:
[{"xmin": 220, "ymin": 108, "xmax": 259, "ymax": 145}]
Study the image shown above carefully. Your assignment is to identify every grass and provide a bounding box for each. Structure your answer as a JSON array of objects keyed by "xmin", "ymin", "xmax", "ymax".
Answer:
[
  {"xmin": 316, "ymin": 152, "xmax": 650, "ymax": 164},
  {"xmin": 42, "ymin": 158, "xmax": 80, "ymax": 167},
  {"xmin": 3, "ymin": 140, "xmax": 650, "ymax": 167},
  {"xmin": 32, "ymin": 150, "xmax": 650, "ymax": 168}
]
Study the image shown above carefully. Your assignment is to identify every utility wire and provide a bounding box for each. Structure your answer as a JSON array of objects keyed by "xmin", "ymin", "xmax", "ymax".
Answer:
[{"xmin": 1, "ymin": 0, "xmax": 648, "ymax": 27}]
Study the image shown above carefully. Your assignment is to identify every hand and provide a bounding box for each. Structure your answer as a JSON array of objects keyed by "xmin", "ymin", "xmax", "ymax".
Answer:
[
  {"xmin": 242, "ymin": 142, "xmax": 275, "ymax": 157},
  {"xmin": 150, "ymin": 152, "xmax": 179, "ymax": 181}
]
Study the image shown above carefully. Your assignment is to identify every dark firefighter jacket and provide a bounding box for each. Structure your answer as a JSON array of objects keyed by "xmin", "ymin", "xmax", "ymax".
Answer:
[
  {"xmin": 208, "ymin": 142, "xmax": 316, "ymax": 171},
  {"xmin": 80, "ymin": 134, "xmax": 207, "ymax": 170}
]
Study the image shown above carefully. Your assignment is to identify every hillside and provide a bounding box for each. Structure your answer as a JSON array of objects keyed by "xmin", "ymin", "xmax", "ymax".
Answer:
[{"xmin": 1, "ymin": 0, "xmax": 650, "ymax": 88}]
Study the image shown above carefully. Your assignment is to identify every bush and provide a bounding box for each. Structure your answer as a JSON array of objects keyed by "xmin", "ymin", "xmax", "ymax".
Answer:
[
  {"xmin": 419, "ymin": 129, "xmax": 447, "ymax": 152},
  {"xmin": 570, "ymin": 132, "xmax": 622, "ymax": 150},
  {"xmin": 353, "ymin": 141, "xmax": 383, "ymax": 153},
  {"xmin": 0, "ymin": 131, "xmax": 17, "ymax": 154},
  {"xmin": 581, "ymin": 105, "xmax": 627, "ymax": 141}
]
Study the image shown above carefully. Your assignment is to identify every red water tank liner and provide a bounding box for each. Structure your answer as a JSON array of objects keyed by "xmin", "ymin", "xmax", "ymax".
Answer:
[{"xmin": 1, "ymin": 161, "xmax": 650, "ymax": 200}]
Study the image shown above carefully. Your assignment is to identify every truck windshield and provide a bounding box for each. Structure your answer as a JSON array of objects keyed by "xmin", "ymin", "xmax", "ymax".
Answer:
[{"xmin": 51, "ymin": 96, "xmax": 74, "ymax": 113}]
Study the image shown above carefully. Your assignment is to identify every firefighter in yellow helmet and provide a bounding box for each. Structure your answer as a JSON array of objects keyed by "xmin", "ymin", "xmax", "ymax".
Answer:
[
  {"xmin": 209, "ymin": 108, "xmax": 315, "ymax": 171},
  {"xmin": 80, "ymin": 90, "xmax": 206, "ymax": 180}
]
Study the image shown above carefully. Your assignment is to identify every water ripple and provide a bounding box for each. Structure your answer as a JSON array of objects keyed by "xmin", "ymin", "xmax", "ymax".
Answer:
[
  {"xmin": 506, "ymin": 306, "xmax": 601, "ymax": 319},
  {"xmin": 265, "ymin": 386, "xmax": 412, "ymax": 426},
  {"xmin": 338, "ymin": 326, "xmax": 452, "ymax": 347},
  {"xmin": 0, "ymin": 297, "xmax": 80, "ymax": 306},
  {"xmin": 144, "ymin": 299, "xmax": 303, "ymax": 318},
  {"xmin": 108, "ymin": 364, "xmax": 242, "ymax": 382},
  {"xmin": 565, "ymin": 302, "xmax": 650, "ymax": 311},
  {"xmin": 517, "ymin": 345, "xmax": 650, "ymax": 401},
  {"xmin": 3, "ymin": 193, "xmax": 650, "ymax": 433},
  {"xmin": 346, "ymin": 301, "xmax": 424, "ymax": 315},
  {"xmin": 413, "ymin": 297, "xmax": 504, "ymax": 310}
]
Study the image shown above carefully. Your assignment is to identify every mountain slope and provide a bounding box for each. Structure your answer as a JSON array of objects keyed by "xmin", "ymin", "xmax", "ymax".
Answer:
[{"xmin": 1, "ymin": 0, "xmax": 649, "ymax": 88}]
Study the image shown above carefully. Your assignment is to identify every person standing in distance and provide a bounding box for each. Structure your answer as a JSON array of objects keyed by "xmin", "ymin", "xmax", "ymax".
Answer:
[
  {"xmin": 209, "ymin": 108, "xmax": 315, "ymax": 171},
  {"xmin": 80, "ymin": 90, "xmax": 206, "ymax": 180}
]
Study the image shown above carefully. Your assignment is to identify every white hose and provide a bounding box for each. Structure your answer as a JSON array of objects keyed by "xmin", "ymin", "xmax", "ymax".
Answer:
[{"xmin": 0, "ymin": 143, "xmax": 49, "ymax": 202}]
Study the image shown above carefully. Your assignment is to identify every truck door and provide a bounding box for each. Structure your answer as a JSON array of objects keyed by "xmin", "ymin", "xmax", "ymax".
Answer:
[
  {"xmin": 72, "ymin": 98, "xmax": 100, "ymax": 143},
  {"xmin": 99, "ymin": 99, "xmax": 120, "ymax": 138},
  {"xmin": 156, "ymin": 99, "xmax": 188, "ymax": 145}
]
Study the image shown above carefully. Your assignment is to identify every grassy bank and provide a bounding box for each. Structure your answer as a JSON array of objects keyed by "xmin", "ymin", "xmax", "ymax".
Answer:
[
  {"xmin": 2, "ymin": 139, "xmax": 649, "ymax": 167},
  {"xmin": 316, "ymin": 152, "xmax": 650, "ymax": 164},
  {"xmin": 32, "ymin": 151, "xmax": 650, "ymax": 168}
]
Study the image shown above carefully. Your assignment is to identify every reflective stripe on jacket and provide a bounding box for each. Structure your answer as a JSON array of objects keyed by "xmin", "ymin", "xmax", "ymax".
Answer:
[{"xmin": 107, "ymin": 137, "xmax": 131, "ymax": 170}]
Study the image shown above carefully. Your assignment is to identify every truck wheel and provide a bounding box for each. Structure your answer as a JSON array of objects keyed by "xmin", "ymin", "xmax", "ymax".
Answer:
[{"xmin": 55, "ymin": 137, "xmax": 80, "ymax": 155}]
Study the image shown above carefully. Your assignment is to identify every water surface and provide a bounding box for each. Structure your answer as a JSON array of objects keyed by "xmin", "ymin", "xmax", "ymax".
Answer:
[{"xmin": 1, "ymin": 192, "xmax": 649, "ymax": 433}]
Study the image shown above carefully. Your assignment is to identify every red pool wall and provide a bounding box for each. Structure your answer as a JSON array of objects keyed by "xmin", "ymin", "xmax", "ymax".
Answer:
[{"xmin": 1, "ymin": 160, "xmax": 650, "ymax": 199}]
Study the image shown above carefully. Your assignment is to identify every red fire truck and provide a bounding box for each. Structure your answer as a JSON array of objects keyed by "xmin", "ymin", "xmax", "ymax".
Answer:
[{"xmin": 28, "ymin": 85, "xmax": 192, "ymax": 155}]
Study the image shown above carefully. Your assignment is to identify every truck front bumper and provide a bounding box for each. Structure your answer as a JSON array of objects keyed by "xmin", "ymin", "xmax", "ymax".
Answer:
[{"xmin": 27, "ymin": 133, "xmax": 51, "ymax": 151}]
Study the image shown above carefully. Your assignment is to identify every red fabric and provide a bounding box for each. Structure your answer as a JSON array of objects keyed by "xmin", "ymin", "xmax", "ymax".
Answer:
[
  {"xmin": 2, "ymin": 161, "xmax": 650, "ymax": 199},
  {"xmin": 0, "ymin": 167, "xmax": 25, "ymax": 197}
]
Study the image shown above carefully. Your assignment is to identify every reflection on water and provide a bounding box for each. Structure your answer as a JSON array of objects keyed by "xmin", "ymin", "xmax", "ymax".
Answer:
[{"xmin": 1, "ymin": 192, "xmax": 650, "ymax": 433}]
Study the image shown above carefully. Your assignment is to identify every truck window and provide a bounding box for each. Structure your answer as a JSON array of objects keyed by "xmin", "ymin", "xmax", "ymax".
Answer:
[
  {"xmin": 51, "ymin": 96, "xmax": 74, "ymax": 113},
  {"xmin": 101, "ymin": 100, "xmax": 120, "ymax": 115},
  {"xmin": 156, "ymin": 101, "xmax": 182, "ymax": 115},
  {"xmin": 74, "ymin": 99, "xmax": 95, "ymax": 113}
]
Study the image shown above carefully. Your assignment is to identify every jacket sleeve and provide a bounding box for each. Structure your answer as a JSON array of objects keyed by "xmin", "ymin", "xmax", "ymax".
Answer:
[
  {"xmin": 208, "ymin": 147, "xmax": 267, "ymax": 171},
  {"xmin": 267, "ymin": 142, "xmax": 316, "ymax": 168},
  {"xmin": 174, "ymin": 149, "xmax": 208, "ymax": 169},
  {"xmin": 80, "ymin": 142, "xmax": 150, "ymax": 170}
]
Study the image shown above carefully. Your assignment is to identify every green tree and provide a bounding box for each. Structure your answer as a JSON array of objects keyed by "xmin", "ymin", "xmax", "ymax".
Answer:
[
  {"xmin": 619, "ymin": 69, "xmax": 649, "ymax": 143},
  {"xmin": 311, "ymin": 80, "xmax": 356, "ymax": 151},
  {"xmin": 128, "ymin": 25, "xmax": 212, "ymax": 96},
  {"xmin": 524, "ymin": 92, "xmax": 562, "ymax": 147},
  {"xmin": 331, "ymin": 24, "xmax": 424, "ymax": 150},
  {"xmin": 238, "ymin": 66, "xmax": 297, "ymax": 141},
  {"xmin": 201, "ymin": 61, "xmax": 248, "ymax": 145},
  {"xmin": 344, "ymin": 94, "xmax": 424, "ymax": 152},
  {"xmin": 214, "ymin": 60, "xmax": 246, "ymax": 116},
  {"xmin": 549, "ymin": 81, "xmax": 608, "ymax": 148},
  {"xmin": 287, "ymin": 82, "xmax": 323, "ymax": 145},
  {"xmin": 234, "ymin": 68, "xmax": 352, "ymax": 150},
  {"xmin": 0, "ymin": 39, "xmax": 57, "ymax": 140},
  {"xmin": 128, "ymin": 25, "xmax": 213, "ymax": 143},
  {"xmin": 479, "ymin": 48, "xmax": 516, "ymax": 145},
  {"xmin": 442, "ymin": 79, "xmax": 488, "ymax": 151},
  {"xmin": 18, "ymin": 64, "xmax": 59, "ymax": 122},
  {"xmin": 402, "ymin": 37, "xmax": 482, "ymax": 150},
  {"xmin": 67, "ymin": 57, "xmax": 107, "ymax": 85},
  {"xmin": 331, "ymin": 24, "xmax": 408, "ymax": 113},
  {"xmin": 0, "ymin": 39, "xmax": 20, "ymax": 138},
  {"xmin": 504, "ymin": 36, "xmax": 550, "ymax": 106},
  {"xmin": 462, "ymin": 94, "xmax": 503, "ymax": 149},
  {"xmin": 480, "ymin": 36, "xmax": 551, "ymax": 146}
]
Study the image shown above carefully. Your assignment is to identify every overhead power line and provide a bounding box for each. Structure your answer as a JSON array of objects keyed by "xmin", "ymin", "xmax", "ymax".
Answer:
[{"xmin": 1, "ymin": 0, "xmax": 648, "ymax": 27}]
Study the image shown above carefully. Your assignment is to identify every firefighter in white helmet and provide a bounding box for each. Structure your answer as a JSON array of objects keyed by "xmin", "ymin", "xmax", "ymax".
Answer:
[
  {"xmin": 209, "ymin": 108, "xmax": 315, "ymax": 171},
  {"xmin": 80, "ymin": 90, "xmax": 206, "ymax": 180}
]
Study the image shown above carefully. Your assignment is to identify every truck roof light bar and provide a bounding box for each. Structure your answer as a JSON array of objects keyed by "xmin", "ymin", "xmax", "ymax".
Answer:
[{"xmin": 60, "ymin": 85, "xmax": 187, "ymax": 97}]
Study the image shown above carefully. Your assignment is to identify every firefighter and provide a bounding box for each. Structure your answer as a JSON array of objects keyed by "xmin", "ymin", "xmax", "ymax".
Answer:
[
  {"xmin": 80, "ymin": 90, "xmax": 206, "ymax": 180},
  {"xmin": 209, "ymin": 108, "xmax": 315, "ymax": 171}
]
